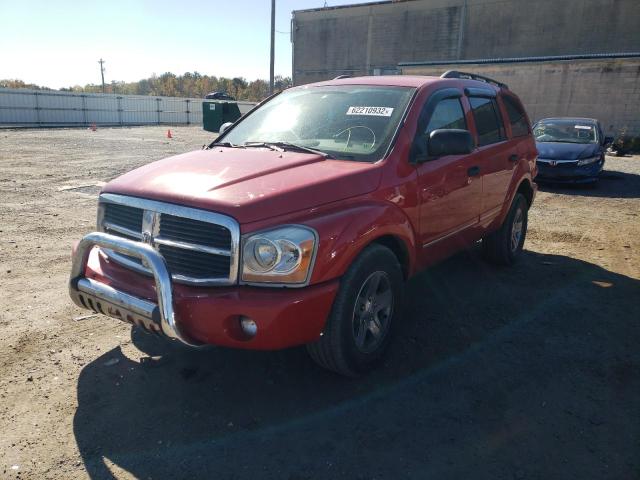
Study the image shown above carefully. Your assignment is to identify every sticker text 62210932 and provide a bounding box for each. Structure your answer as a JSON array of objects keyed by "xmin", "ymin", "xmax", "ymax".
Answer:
[{"xmin": 346, "ymin": 106, "xmax": 394, "ymax": 117}]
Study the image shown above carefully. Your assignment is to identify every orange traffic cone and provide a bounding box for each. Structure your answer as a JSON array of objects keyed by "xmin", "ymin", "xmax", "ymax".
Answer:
[
  {"xmin": 167, "ymin": 129, "xmax": 172, "ymax": 139},
  {"xmin": 89, "ymin": 123, "xmax": 97, "ymax": 132}
]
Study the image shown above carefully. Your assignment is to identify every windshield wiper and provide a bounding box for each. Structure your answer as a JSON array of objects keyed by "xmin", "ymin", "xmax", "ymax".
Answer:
[
  {"xmin": 210, "ymin": 141, "xmax": 245, "ymax": 148},
  {"xmin": 244, "ymin": 141, "xmax": 334, "ymax": 159},
  {"xmin": 244, "ymin": 142, "xmax": 285, "ymax": 152}
]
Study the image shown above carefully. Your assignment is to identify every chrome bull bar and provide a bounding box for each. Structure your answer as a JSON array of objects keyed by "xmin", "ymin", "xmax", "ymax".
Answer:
[{"xmin": 69, "ymin": 232, "xmax": 202, "ymax": 347}]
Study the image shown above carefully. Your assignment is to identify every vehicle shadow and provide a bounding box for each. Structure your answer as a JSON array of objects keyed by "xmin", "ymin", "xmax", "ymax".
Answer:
[
  {"xmin": 73, "ymin": 249, "xmax": 640, "ymax": 479},
  {"xmin": 536, "ymin": 169, "xmax": 640, "ymax": 199}
]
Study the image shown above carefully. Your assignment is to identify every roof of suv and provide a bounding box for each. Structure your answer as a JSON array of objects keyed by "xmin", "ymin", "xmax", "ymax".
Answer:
[
  {"xmin": 311, "ymin": 75, "xmax": 445, "ymax": 88},
  {"xmin": 309, "ymin": 75, "xmax": 508, "ymax": 92}
]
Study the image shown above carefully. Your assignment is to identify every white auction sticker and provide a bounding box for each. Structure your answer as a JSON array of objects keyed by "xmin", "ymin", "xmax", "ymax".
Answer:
[
  {"xmin": 346, "ymin": 106, "xmax": 394, "ymax": 117},
  {"xmin": 575, "ymin": 125, "xmax": 592, "ymax": 130}
]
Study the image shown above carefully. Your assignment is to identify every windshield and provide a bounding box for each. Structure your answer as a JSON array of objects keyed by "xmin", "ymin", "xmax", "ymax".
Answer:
[
  {"xmin": 533, "ymin": 119, "xmax": 598, "ymax": 144},
  {"xmin": 220, "ymin": 85, "xmax": 415, "ymax": 162}
]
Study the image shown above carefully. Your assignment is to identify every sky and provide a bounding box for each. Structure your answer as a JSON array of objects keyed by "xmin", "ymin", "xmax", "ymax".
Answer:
[{"xmin": 0, "ymin": 0, "xmax": 374, "ymax": 89}]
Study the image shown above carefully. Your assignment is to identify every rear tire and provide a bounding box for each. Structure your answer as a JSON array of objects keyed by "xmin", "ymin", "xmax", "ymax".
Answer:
[
  {"xmin": 482, "ymin": 193, "xmax": 528, "ymax": 266},
  {"xmin": 306, "ymin": 244, "xmax": 403, "ymax": 377}
]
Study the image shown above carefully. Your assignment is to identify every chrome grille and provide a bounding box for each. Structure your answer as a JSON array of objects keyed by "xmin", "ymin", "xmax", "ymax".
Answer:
[
  {"xmin": 98, "ymin": 194, "xmax": 239, "ymax": 286},
  {"xmin": 159, "ymin": 214, "xmax": 231, "ymax": 249},
  {"xmin": 103, "ymin": 203, "xmax": 143, "ymax": 232},
  {"xmin": 157, "ymin": 244, "xmax": 231, "ymax": 278},
  {"xmin": 537, "ymin": 158, "xmax": 579, "ymax": 167}
]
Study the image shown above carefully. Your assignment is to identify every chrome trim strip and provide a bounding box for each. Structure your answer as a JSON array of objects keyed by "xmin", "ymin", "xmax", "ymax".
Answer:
[
  {"xmin": 154, "ymin": 237, "xmax": 232, "ymax": 257},
  {"xmin": 69, "ymin": 232, "xmax": 202, "ymax": 347},
  {"xmin": 422, "ymin": 219, "xmax": 478, "ymax": 248},
  {"xmin": 479, "ymin": 205, "xmax": 502, "ymax": 223},
  {"xmin": 96, "ymin": 203, "xmax": 105, "ymax": 231},
  {"xmin": 103, "ymin": 221, "xmax": 143, "ymax": 239},
  {"xmin": 99, "ymin": 193, "xmax": 240, "ymax": 286},
  {"xmin": 141, "ymin": 209, "xmax": 157, "ymax": 238},
  {"xmin": 537, "ymin": 158, "xmax": 578, "ymax": 164}
]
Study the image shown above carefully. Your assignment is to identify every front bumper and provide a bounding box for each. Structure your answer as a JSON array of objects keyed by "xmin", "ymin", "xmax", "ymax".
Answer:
[
  {"xmin": 536, "ymin": 159, "xmax": 604, "ymax": 184},
  {"xmin": 69, "ymin": 232, "xmax": 339, "ymax": 350}
]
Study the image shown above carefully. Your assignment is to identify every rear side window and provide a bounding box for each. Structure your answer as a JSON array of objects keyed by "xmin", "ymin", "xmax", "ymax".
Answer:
[
  {"xmin": 502, "ymin": 96, "xmax": 530, "ymax": 137},
  {"xmin": 424, "ymin": 98, "xmax": 467, "ymax": 135},
  {"xmin": 469, "ymin": 96, "xmax": 505, "ymax": 146}
]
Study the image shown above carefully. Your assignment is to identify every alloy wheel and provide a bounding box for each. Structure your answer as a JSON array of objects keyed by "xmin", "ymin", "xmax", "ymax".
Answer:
[
  {"xmin": 352, "ymin": 271, "xmax": 393, "ymax": 354},
  {"xmin": 511, "ymin": 207, "xmax": 524, "ymax": 252}
]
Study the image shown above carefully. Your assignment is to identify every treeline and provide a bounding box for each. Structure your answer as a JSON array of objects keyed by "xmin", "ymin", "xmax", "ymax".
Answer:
[
  {"xmin": 0, "ymin": 79, "xmax": 50, "ymax": 90},
  {"xmin": 0, "ymin": 72, "xmax": 293, "ymax": 102}
]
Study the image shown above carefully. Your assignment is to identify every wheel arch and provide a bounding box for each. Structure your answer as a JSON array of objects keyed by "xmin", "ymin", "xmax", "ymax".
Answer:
[
  {"xmin": 306, "ymin": 202, "xmax": 417, "ymax": 285},
  {"xmin": 516, "ymin": 178, "xmax": 534, "ymax": 208},
  {"xmin": 369, "ymin": 234, "xmax": 411, "ymax": 280}
]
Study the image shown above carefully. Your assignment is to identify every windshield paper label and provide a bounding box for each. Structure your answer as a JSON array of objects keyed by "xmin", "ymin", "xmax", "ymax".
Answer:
[
  {"xmin": 575, "ymin": 125, "xmax": 592, "ymax": 130},
  {"xmin": 347, "ymin": 106, "xmax": 394, "ymax": 117}
]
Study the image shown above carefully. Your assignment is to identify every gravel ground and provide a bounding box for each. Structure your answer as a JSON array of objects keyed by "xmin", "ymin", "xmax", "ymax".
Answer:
[{"xmin": 0, "ymin": 126, "xmax": 638, "ymax": 479}]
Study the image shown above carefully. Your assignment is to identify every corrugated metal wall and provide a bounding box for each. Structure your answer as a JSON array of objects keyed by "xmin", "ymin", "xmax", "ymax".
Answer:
[{"xmin": 0, "ymin": 88, "xmax": 256, "ymax": 127}]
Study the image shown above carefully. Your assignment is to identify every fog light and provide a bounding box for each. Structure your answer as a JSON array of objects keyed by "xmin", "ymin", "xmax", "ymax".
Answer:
[{"xmin": 239, "ymin": 316, "xmax": 257, "ymax": 337}]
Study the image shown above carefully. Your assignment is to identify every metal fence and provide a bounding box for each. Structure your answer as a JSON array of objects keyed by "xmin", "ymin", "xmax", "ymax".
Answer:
[{"xmin": 0, "ymin": 88, "xmax": 256, "ymax": 127}]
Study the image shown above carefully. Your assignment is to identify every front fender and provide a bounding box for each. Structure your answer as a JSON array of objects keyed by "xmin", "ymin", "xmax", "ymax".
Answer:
[{"xmin": 303, "ymin": 200, "xmax": 417, "ymax": 285}]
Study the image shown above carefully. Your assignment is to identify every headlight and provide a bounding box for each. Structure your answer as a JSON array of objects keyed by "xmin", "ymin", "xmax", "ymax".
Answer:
[
  {"xmin": 241, "ymin": 226, "xmax": 317, "ymax": 286},
  {"xmin": 577, "ymin": 155, "xmax": 600, "ymax": 166}
]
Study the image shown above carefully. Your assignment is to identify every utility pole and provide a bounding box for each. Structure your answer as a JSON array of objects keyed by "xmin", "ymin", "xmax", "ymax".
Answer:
[
  {"xmin": 98, "ymin": 58, "xmax": 106, "ymax": 94},
  {"xmin": 269, "ymin": 0, "xmax": 275, "ymax": 95}
]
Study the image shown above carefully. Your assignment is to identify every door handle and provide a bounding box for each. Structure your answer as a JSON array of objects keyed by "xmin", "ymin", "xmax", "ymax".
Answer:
[
  {"xmin": 509, "ymin": 154, "xmax": 519, "ymax": 162},
  {"xmin": 467, "ymin": 166, "xmax": 480, "ymax": 177}
]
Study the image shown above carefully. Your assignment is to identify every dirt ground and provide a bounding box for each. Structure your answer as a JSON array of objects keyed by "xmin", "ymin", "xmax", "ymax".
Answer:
[{"xmin": 0, "ymin": 126, "xmax": 638, "ymax": 479}]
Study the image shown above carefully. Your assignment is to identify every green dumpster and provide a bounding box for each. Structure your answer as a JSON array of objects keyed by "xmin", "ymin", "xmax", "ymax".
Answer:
[
  {"xmin": 202, "ymin": 101, "xmax": 223, "ymax": 132},
  {"xmin": 202, "ymin": 101, "xmax": 243, "ymax": 133}
]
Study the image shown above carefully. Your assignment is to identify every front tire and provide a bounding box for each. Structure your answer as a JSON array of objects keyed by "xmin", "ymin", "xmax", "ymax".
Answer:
[
  {"xmin": 306, "ymin": 244, "xmax": 403, "ymax": 376},
  {"xmin": 482, "ymin": 193, "xmax": 528, "ymax": 265}
]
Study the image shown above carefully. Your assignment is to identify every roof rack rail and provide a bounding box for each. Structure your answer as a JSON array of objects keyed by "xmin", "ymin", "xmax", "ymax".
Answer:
[
  {"xmin": 333, "ymin": 75, "xmax": 351, "ymax": 80},
  {"xmin": 440, "ymin": 70, "xmax": 509, "ymax": 90}
]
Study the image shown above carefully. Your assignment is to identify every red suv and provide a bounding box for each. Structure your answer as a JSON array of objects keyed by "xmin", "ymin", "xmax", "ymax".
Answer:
[{"xmin": 69, "ymin": 72, "xmax": 537, "ymax": 376}]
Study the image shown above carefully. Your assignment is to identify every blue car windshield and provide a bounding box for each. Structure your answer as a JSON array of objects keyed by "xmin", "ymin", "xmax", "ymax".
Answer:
[{"xmin": 533, "ymin": 120, "xmax": 598, "ymax": 144}]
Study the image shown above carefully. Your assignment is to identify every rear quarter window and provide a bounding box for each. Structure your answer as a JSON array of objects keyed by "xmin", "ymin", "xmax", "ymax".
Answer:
[{"xmin": 503, "ymin": 95, "xmax": 530, "ymax": 137}]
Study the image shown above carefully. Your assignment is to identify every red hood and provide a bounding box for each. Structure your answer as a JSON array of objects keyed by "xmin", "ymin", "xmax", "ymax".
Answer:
[{"xmin": 102, "ymin": 147, "xmax": 382, "ymax": 224}]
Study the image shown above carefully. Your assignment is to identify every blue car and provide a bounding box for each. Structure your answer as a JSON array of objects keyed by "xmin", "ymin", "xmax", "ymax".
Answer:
[{"xmin": 533, "ymin": 117, "xmax": 613, "ymax": 184}]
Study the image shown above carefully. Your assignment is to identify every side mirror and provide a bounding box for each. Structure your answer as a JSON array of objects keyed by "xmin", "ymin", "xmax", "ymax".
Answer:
[
  {"xmin": 428, "ymin": 129, "xmax": 474, "ymax": 157},
  {"xmin": 219, "ymin": 122, "xmax": 234, "ymax": 135},
  {"xmin": 603, "ymin": 136, "xmax": 614, "ymax": 147}
]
